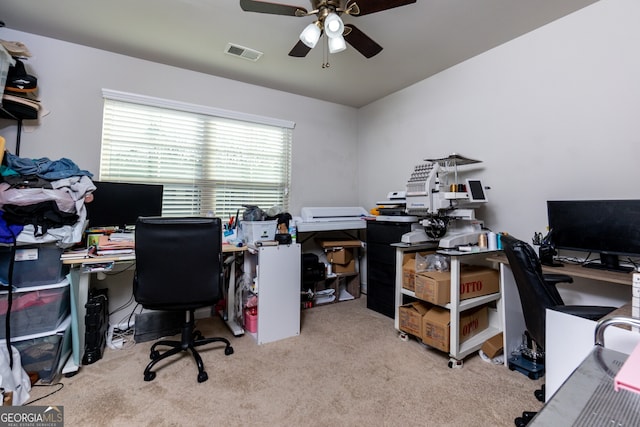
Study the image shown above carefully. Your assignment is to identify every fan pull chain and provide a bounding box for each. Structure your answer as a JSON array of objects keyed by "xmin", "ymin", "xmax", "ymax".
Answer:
[{"xmin": 322, "ymin": 34, "xmax": 330, "ymax": 68}]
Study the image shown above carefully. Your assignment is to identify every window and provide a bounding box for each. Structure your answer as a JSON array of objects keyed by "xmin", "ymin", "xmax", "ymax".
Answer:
[{"xmin": 100, "ymin": 90, "xmax": 294, "ymax": 219}]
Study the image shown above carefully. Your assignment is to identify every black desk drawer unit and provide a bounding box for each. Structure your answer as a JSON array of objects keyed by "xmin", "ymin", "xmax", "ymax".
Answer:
[{"xmin": 366, "ymin": 221, "xmax": 412, "ymax": 318}]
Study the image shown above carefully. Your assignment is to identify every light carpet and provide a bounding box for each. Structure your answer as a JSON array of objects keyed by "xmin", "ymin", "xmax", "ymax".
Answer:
[{"xmin": 27, "ymin": 296, "xmax": 543, "ymax": 426}]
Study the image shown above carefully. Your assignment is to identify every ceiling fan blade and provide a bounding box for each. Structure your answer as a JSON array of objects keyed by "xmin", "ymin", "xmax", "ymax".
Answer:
[
  {"xmin": 240, "ymin": 0, "xmax": 308, "ymax": 16},
  {"xmin": 288, "ymin": 40, "xmax": 312, "ymax": 57},
  {"xmin": 343, "ymin": 24, "xmax": 382, "ymax": 58},
  {"xmin": 346, "ymin": 0, "xmax": 416, "ymax": 16}
]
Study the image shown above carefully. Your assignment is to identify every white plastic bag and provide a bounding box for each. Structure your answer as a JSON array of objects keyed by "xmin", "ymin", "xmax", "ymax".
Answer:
[
  {"xmin": 415, "ymin": 253, "xmax": 450, "ymax": 273},
  {"xmin": 0, "ymin": 344, "xmax": 31, "ymax": 406}
]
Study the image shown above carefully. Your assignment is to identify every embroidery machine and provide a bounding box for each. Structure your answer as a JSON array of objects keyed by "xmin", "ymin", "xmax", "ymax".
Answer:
[{"xmin": 403, "ymin": 153, "xmax": 488, "ymax": 248}]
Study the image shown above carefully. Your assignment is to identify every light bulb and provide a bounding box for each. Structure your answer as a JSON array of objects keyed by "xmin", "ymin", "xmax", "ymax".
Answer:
[
  {"xmin": 324, "ymin": 13, "xmax": 344, "ymax": 39},
  {"xmin": 328, "ymin": 35, "xmax": 346, "ymax": 54},
  {"xmin": 300, "ymin": 22, "xmax": 321, "ymax": 48}
]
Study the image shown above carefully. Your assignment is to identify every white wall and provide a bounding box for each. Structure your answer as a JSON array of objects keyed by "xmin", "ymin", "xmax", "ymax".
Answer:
[
  {"xmin": 357, "ymin": 0, "xmax": 640, "ymax": 305},
  {"xmin": 358, "ymin": 0, "xmax": 640, "ymax": 239},
  {"xmin": 0, "ymin": 28, "xmax": 361, "ymax": 319},
  {"xmin": 0, "ymin": 28, "xmax": 360, "ymax": 216},
  {"xmin": 4, "ymin": 1, "xmax": 638, "ymax": 309}
]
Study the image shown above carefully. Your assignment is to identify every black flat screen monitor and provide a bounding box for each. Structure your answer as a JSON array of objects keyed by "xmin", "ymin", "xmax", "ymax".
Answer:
[
  {"xmin": 547, "ymin": 199, "xmax": 640, "ymax": 272},
  {"xmin": 86, "ymin": 181, "xmax": 164, "ymax": 229}
]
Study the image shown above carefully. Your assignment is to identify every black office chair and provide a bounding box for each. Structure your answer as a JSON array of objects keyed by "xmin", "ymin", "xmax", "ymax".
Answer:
[
  {"xmin": 133, "ymin": 216, "xmax": 234, "ymax": 383},
  {"xmin": 501, "ymin": 234, "xmax": 616, "ymax": 426}
]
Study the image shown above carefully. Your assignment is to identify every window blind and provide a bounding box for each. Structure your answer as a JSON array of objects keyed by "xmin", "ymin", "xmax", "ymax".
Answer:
[{"xmin": 100, "ymin": 90, "xmax": 294, "ymax": 219}]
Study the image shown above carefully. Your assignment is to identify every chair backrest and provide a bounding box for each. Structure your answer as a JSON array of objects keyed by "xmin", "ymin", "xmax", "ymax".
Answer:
[
  {"xmin": 501, "ymin": 234, "xmax": 564, "ymax": 346},
  {"xmin": 134, "ymin": 216, "xmax": 223, "ymax": 311}
]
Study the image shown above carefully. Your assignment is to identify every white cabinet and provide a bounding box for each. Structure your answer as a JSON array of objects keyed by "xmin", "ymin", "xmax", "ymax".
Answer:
[
  {"xmin": 393, "ymin": 244, "xmax": 503, "ymax": 365},
  {"xmin": 244, "ymin": 244, "xmax": 301, "ymax": 345}
]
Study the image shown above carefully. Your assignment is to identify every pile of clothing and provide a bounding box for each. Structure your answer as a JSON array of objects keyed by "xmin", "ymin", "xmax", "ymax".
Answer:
[{"xmin": 0, "ymin": 151, "xmax": 96, "ymax": 246}]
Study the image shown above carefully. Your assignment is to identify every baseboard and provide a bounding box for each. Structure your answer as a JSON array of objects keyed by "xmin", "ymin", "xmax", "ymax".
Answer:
[{"xmin": 194, "ymin": 306, "xmax": 214, "ymax": 320}]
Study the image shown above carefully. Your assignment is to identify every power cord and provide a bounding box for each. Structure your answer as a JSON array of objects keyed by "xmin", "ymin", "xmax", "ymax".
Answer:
[
  {"xmin": 106, "ymin": 305, "xmax": 140, "ymax": 350},
  {"xmin": 23, "ymin": 383, "xmax": 64, "ymax": 405},
  {"xmin": 106, "ymin": 324, "xmax": 136, "ymax": 350}
]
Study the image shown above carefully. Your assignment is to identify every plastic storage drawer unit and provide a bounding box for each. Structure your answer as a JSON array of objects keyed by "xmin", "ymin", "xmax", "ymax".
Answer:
[
  {"xmin": 0, "ymin": 279, "xmax": 71, "ymax": 338},
  {"xmin": 0, "ymin": 243, "xmax": 69, "ymax": 287},
  {"xmin": 7, "ymin": 315, "xmax": 72, "ymax": 383}
]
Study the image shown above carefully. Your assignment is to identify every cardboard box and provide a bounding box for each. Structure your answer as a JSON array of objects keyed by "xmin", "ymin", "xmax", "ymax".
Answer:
[
  {"xmin": 414, "ymin": 265, "xmax": 499, "ymax": 305},
  {"xmin": 401, "ymin": 251, "xmax": 434, "ymax": 292},
  {"xmin": 398, "ymin": 301, "xmax": 430, "ymax": 337},
  {"xmin": 332, "ymin": 259, "xmax": 356, "ymax": 274},
  {"xmin": 326, "ymin": 248, "xmax": 353, "ymax": 265},
  {"xmin": 481, "ymin": 332, "xmax": 504, "ymax": 359},
  {"xmin": 415, "ymin": 270, "xmax": 451, "ymax": 305},
  {"xmin": 421, "ymin": 305, "xmax": 489, "ymax": 352},
  {"xmin": 322, "ymin": 240, "xmax": 360, "ymax": 274}
]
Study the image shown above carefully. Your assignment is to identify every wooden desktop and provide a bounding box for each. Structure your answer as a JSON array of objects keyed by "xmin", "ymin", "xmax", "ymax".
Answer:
[{"xmin": 487, "ymin": 254, "xmax": 633, "ymax": 286}]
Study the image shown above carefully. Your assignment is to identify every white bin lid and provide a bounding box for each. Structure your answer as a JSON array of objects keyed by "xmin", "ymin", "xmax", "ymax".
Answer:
[
  {"xmin": 0, "ymin": 314, "xmax": 71, "ymax": 343},
  {"xmin": 0, "ymin": 277, "xmax": 69, "ymax": 294}
]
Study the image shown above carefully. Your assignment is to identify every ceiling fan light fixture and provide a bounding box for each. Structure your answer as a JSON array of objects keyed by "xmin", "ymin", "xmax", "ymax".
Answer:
[
  {"xmin": 324, "ymin": 12, "xmax": 344, "ymax": 39},
  {"xmin": 299, "ymin": 22, "xmax": 321, "ymax": 48},
  {"xmin": 328, "ymin": 35, "xmax": 347, "ymax": 54}
]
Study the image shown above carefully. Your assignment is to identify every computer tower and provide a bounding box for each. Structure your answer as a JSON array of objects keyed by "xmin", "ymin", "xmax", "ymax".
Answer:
[{"xmin": 83, "ymin": 288, "xmax": 109, "ymax": 365}]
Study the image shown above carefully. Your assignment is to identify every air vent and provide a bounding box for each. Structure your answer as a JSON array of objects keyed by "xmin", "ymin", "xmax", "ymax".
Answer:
[{"xmin": 224, "ymin": 43, "xmax": 263, "ymax": 62}]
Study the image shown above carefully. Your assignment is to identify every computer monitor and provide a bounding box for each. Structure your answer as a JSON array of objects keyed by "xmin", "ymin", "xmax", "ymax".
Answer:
[
  {"xmin": 547, "ymin": 199, "xmax": 640, "ymax": 272},
  {"xmin": 86, "ymin": 181, "xmax": 164, "ymax": 230}
]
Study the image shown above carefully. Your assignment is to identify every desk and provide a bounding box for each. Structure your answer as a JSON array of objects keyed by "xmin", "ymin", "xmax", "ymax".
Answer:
[
  {"xmin": 62, "ymin": 244, "xmax": 246, "ymax": 374},
  {"xmin": 487, "ymin": 255, "xmax": 633, "ymax": 286},
  {"xmin": 487, "ymin": 255, "xmax": 637, "ymax": 399},
  {"xmin": 486, "ymin": 255, "xmax": 633, "ymax": 357}
]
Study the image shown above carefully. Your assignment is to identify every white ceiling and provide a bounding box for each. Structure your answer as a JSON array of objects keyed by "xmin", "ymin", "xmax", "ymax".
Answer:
[{"xmin": 0, "ymin": 0, "xmax": 598, "ymax": 107}]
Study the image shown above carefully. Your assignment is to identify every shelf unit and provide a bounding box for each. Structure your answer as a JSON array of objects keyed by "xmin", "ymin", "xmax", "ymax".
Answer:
[
  {"xmin": 243, "ymin": 243, "xmax": 301, "ymax": 345},
  {"xmin": 314, "ymin": 271, "xmax": 360, "ymax": 305},
  {"xmin": 393, "ymin": 243, "xmax": 504, "ymax": 365}
]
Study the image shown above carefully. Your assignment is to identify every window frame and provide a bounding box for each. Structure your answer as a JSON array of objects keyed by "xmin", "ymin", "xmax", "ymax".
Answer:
[{"xmin": 100, "ymin": 89, "xmax": 295, "ymax": 219}]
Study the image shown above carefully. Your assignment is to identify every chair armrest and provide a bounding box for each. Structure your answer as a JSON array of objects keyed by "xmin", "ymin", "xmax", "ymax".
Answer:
[
  {"xmin": 543, "ymin": 273, "xmax": 574, "ymax": 286},
  {"xmin": 550, "ymin": 305, "xmax": 617, "ymax": 321}
]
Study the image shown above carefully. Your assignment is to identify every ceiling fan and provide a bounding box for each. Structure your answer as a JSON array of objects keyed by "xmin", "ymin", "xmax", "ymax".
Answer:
[{"xmin": 239, "ymin": 0, "xmax": 416, "ymax": 58}]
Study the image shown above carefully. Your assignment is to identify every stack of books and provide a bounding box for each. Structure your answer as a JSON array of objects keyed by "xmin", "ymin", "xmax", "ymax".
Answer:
[
  {"xmin": 96, "ymin": 234, "xmax": 135, "ymax": 256},
  {"xmin": 60, "ymin": 247, "xmax": 93, "ymax": 260}
]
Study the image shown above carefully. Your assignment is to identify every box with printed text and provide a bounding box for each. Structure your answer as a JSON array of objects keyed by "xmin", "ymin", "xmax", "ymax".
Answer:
[
  {"xmin": 414, "ymin": 265, "xmax": 499, "ymax": 306},
  {"xmin": 421, "ymin": 305, "xmax": 489, "ymax": 353}
]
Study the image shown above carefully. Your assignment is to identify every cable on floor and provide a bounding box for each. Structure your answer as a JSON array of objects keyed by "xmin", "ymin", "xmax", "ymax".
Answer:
[{"xmin": 23, "ymin": 383, "xmax": 64, "ymax": 405}]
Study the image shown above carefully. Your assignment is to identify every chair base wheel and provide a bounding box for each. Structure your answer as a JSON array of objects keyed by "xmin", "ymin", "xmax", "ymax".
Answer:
[
  {"xmin": 225, "ymin": 346, "xmax": 234, "ymax": 356},
  {"xmin": 514, "ymin": 411, "xmax": 537, "ymax": 426},
  {"xmin": 197, "ymin": 371, "xmax": 208, "ymax": 383},
  {"xmin": 448, "ymin": 358, "xmax": 463, "ymax": 369},
  {"xmin": 144, "ymin": 371, "xmax": 156, "ymax": 382}
]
